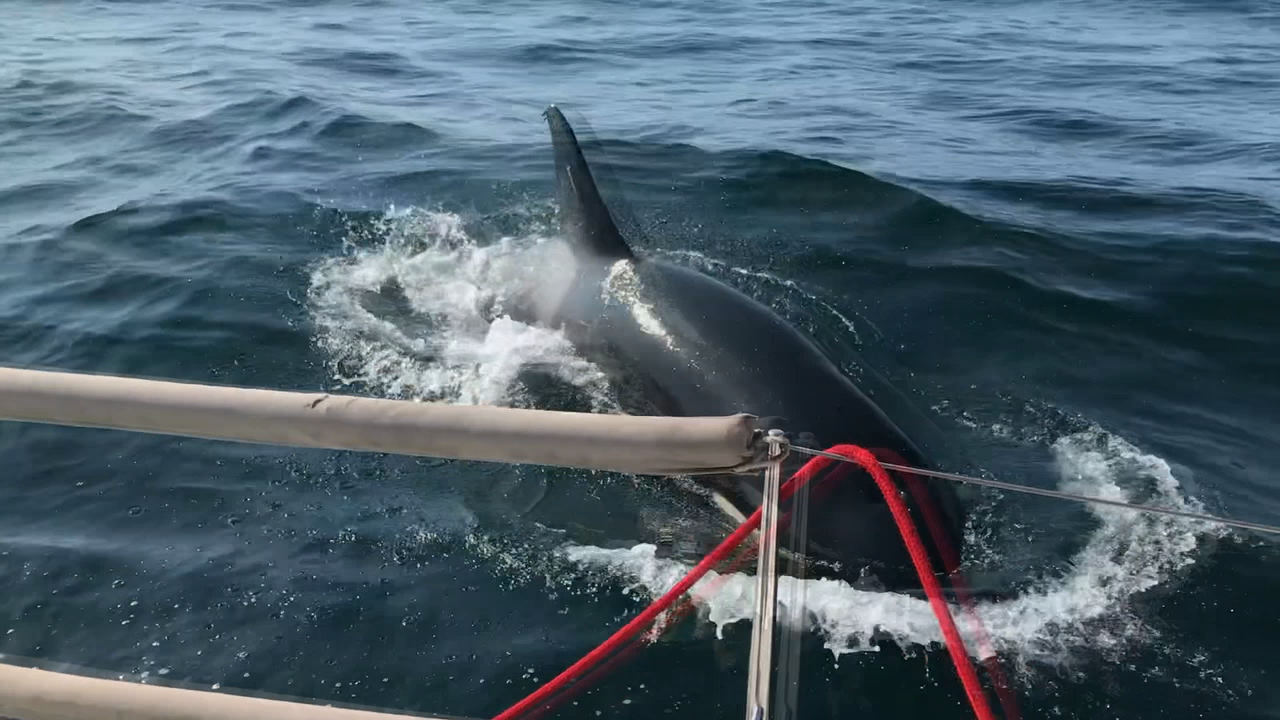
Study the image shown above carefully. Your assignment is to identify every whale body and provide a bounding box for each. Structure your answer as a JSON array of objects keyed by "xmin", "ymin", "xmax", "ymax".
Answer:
[{"xmin": 533, "ymin": 106, "xmax": 966, "ymax": 591}]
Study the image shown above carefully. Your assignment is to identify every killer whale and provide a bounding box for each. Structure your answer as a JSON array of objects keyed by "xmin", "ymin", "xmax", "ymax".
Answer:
[{"xmin": 535, "ymin": 105, "xmax": 967, "ymax": 592}]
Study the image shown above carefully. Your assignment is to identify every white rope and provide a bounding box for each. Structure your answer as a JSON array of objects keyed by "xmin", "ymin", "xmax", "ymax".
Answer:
[{"xmin": 789, "ymin": 445, "xmax": 1280, "ymax": 535}]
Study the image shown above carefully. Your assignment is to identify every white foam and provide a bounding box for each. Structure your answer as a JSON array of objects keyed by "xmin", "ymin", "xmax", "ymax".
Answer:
[
  {"xmin": 661, "ymin": 249, "xmax": 877, "ymax": 343},
  {"xmin": 306, "ymin": 207, "xmax": 616, "ymax": 410},
  {"xmin": 563, "ymin": 425, "xmax": 1222, "ymax": 666},
  {"xmin": 304, "ymin": 207, "xmax": 1219, "ymax": 674}
]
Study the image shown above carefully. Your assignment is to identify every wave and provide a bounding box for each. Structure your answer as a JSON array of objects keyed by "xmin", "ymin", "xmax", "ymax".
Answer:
[
  {"xmin": 563, "ymin": 424, "xmax": 1222, "ymax": 666},
  {"xmin": 303, "ymin": 203, "xmax": 1226, "ymax": 688},
  {"xmin": 287, "ymin": 48, "xmax": 421, "ymax": 79}
]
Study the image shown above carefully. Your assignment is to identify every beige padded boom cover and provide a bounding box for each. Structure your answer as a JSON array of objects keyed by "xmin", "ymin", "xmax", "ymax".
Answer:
[
  {"xmin": 0, "ymin": 367, "xmax": 758, "ymax": 475},
  {"xmin": 0, "ymin": 663, "xmax": 448, "ymax": 720}
]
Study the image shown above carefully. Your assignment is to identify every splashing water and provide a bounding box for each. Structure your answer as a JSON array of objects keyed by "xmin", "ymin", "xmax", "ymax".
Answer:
[
  {"xmin": 306, "ymin": 206, "xmax": 1220, "ymax": 681},
  {"xmin": 661, "ymin": 249, "xmax": 875, "ymax": 344},
  {"xmin": 307, "ymin": 207, "xmax": 617, "ymax": 410},
  {"xmin": 564, "ymin": 424, "xmax": 1222, "ymax": 670}
]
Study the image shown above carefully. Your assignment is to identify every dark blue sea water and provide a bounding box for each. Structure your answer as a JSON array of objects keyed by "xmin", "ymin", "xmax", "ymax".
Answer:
[{"xmin": 2, "ymin": 1, "xmax": 1279, "ymax": 718}]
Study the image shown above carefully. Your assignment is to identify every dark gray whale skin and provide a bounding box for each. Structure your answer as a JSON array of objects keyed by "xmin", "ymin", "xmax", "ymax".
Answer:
[{"xmin": 535, "ymin": 105, "xmax": 967, "ymax": 592}]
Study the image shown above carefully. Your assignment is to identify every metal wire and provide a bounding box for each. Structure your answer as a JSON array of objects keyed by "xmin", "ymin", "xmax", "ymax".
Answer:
[{"xmin": 789, "ymin": 445, "xmax": 1280, "ymax": 536}]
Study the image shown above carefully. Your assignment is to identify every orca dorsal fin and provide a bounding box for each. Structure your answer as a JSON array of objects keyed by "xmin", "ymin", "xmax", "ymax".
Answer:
[{"xmin": 544, "ymin": 105, "xmax": 635, "ymax": 260}]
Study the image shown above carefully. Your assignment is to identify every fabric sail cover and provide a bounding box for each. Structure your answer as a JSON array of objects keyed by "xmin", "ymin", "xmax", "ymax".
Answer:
[{"xmin": 0, "ymin": 367, "xmax": 759, "ymax": 476}]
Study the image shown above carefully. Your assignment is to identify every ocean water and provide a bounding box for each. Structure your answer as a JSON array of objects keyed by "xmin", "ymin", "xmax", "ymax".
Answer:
[{"xmin": 1, "ymin": 1, "xmax": 1279, "ymax": 718}]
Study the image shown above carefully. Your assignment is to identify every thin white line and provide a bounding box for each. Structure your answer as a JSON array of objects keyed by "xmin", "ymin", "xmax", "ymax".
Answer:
[{"xmin": 789, "ymin": 445, "xmax": 1280, "ymax": 535}]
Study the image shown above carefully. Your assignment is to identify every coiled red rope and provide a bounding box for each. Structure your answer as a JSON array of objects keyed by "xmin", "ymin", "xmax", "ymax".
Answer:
[{"xmin": 493, "ymin": 444, "xmax": 1005, "ymax": 720}]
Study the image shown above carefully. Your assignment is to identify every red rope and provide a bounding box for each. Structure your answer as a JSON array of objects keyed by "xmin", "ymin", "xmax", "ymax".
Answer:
[
  {"xmin": 517, "ymin": 464, "xmax": 860, "ymax": 720},
  {"xmin": 490, "ymin": 453, "xmax": 831, "ymax": 720},
  {"xmin": 824, "ymin": 444, "xmax": 998, "ymax": 720},
  {"xmin": 871, "ymin": 448, "xmax": 1022, "ymax": 720},
  {"xmin": 492, "ymin": 445, "xmax": 1003, "ymax": 720}
]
